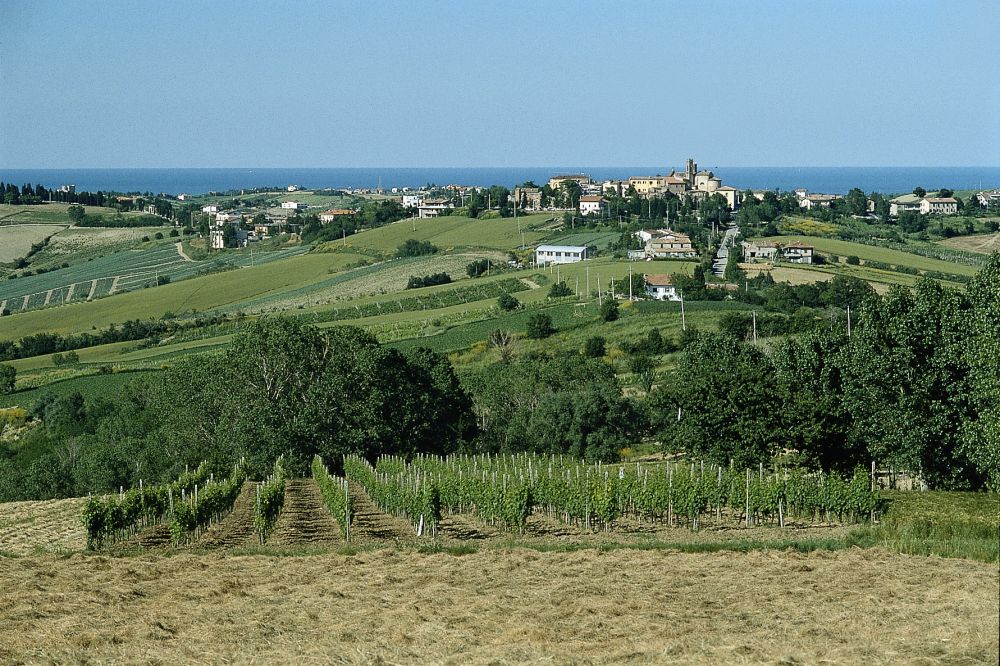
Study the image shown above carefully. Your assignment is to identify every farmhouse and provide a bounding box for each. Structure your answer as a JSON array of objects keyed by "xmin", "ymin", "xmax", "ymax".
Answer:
[
  {"xmin": 418, "ymin": 199, "xmax": 453, "ymax": 218},
  {"xmin": 634, "ymin": 228, "xmax": 696, "ymax": 259},
  {"xmin": 535, "ymin": 245, "xmax": 587, "ymax": 266},
  {"xmin": 281, "ymin": 201, "xmax": 307, "ymax": 211},
  {"xmin": 781, "ymin": 241, "xmax": 814, "ymax": 264},
  {"xmin": 920, "ymin": 197, "xmax": 959, "ymax": 215},
  {"xmin": 319, "ymin": 209, "xmax": 354, "ymax": 223},
  {"xmin": 889, "ymin": 194, "xmax": 922, "ymax": 217},
  {"xmin": 401, "ymin": 194, "xmax": 422, "ymax": 209},
  {"xmin": 644, "ymin": 274, "xmax": 681, "ymax": 301},
  {"xmin": 741, "ymin": 240, "xmax": 780, "ymax": 262},
  {"xmin": 975, "ymin": 189, "xmax": 1000, "ymax": 208},
  {"xmin": 201, "ymin": 204, "xmax": 219, "ymax": 214},
  {"xmin": 579, "ymin": 195, "xmax": 605, "ymax": 216}
]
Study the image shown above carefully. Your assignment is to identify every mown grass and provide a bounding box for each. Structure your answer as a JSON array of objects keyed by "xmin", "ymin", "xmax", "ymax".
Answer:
[{"xmin": 0, "ymin": 370, "xmax": 159, "ymax": 409}]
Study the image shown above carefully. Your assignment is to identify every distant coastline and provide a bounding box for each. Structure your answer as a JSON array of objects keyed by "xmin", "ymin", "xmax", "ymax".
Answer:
[{"xmin": 1, "ymin": 166, "xmax": 998, "ymax": 197}]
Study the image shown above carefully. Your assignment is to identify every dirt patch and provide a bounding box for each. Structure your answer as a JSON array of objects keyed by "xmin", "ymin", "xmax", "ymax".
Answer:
[
  {"xmin": 193, "ymin": 481, "xmax": 259, "ymax": 549},
  {"xmin": 347, "ymin": 483, "xmax": 418, "ymax": 545},
  {"xmin": 266, "ymin": 479, "xmax": 343, "ymax": 547},
  {"xmin": 0, "ymin": 548, "xmax": 994, "ymax": 664}
]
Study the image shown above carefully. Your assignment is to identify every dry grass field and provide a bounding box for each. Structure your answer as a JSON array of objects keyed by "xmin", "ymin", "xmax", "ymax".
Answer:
[
  {"xmin": 0, "ymin": 548, "xmax": 995, "ymax": 665},
  {"xmin": 938, "ymin": 231, "xmax": 1000, "ymax": 254},
  {"xmin": 0, "ymin": 224, "xmax": 64, "ymax": 262},
  {"xmin": 0, "ymin": 496, "xmax": 87, "ymax": 555}
]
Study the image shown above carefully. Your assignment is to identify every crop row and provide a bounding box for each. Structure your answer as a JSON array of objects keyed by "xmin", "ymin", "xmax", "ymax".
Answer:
[
  {"xmin": 254, "ymin": 456, "xmax": 287, "ymax": 544},
  {"xmin": 356, "ymin": 454, "xmax": 880, "ymax": 534},
  {"xmin": 82, "ymin": 462, "xmax": 213, "ymax": 548},
  {"xmin": 311, "ymin": 455, "xmax": 352, "ymax": 540}
]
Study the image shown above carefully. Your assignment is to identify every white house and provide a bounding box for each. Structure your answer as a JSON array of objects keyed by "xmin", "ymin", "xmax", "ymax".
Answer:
[
  {"xmin": 281, "ymin": 201, "xmax": 307, "ymax": 210},
  {"xmin": 201, "ymin": 204, "xmax": 219, "ymax": 214},
  {"xmin": 418, "ymin": 199, "xmax": 453, "ymax": 218},
  {"xmin": 210, "ymin": 226, "xmax": 249, "ymax": 249},
  {"xmin": 644, "ymin": 274, "xmax": 681, "ymax": 301},
  {"xmin": 401, "ymin": 194, "xmax": 422, "ymax": 209},
  {"xmin": 319, "ymin": 209, "xmax": 353, "ymax": 223},
  {"xmin": 286, "ymin": 185, "xmax": 300, "ymax": 192},
  {"xmin": 920, "ymin": 197, "xmax": 959, "ymax": 215},
  {"xmin": 535, "ymin": 245, "xmax": 587, "ymax": 266},
  {"xmin": 781, "ymin": 241, "xmax": 814, "ymax": 264},
  {"xmin": 578, "ymin": 195, "xmax": 605, "ymax": 216}
]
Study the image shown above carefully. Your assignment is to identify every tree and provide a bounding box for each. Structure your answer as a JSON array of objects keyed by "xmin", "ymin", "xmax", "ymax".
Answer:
[
  {"xmin": 961, "ymin": 253, "xmax": 1000, "ymax": 489},
  {"xmin": 843, "ymin": 281, "xmax": 979, "ymax": 489},
  {"xmin": 648, "ymin": 333, "xmax": 782, "ymax": 468},
  {"xmin": 583, "ymin": 336, "xmax": 606, "ymax": 358},
  {"xmin": 845, "ymin": 188, "xmax": 868, "ymax": 216},
  {"xmin": 67, "ymin": 205, "xmax": 85, "ymax": 223},
  {"xmin": 0, "ymin": 364, "xmax": 15, "ymax": 394},
  {"xmin": 487, "ymin": 329, "xmax": 518, "ymax": 363},
  {"xmin": 599, "ymin": 298, "xmax": 619, "ymax": 322},
  {"xmin": 913, "ymin": 187, "xmax": 927, "ymax": 198},
  {"xmin": 221, "ymin": 223, "xmax": 238, "ymax": 248},
  {"xmin": 396, "ymin": 239, "xmax": 437, "ymax": 257},
  {"xmin": 497, "ymin": 293, "xmax": 520, "ymax": 311},
  {"xmin": 526, "ymin": 313, "xmax": 555, "ymax": 339},
  {"xmin": 548, "ymin": 281, "xmax": 573, "ymax": 297}
]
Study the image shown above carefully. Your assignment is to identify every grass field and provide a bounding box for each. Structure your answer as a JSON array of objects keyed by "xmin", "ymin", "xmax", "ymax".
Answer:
[
  {"xmin": 322, "ymin": 213, "xmax": 554, "ymax": 257},
  {"xmin": 0, "ymin": 224, "xmax": 64, "ymax": 262},
  {"xmin": 0, "ymin": 548, "xmax": 995, "ymax": 665},
  {"xmin": 0, "ymin": 202, "xmax": 125, "ymax": 225},
  {"xmin": 757, "ymin": 235, "xmax": 980, "ymax": 276}
]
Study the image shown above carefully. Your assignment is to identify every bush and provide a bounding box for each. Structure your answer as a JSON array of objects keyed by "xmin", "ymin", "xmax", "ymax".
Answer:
[
  {"xmin": 156, "ymin": 275, "xmax": 171, "ymax": 286},
  {"xmin": 583, "ymin": 336, "xmax": 606, "ymax": 358},
  {"xmin": 406, "ymin": 272, "xmax": 452, "ymax": 289},
  {"xmin": 526, "ymin": 313, "xmax": 555, "ymax": 339},
  {"xmin": 0, "ymin": 364, "xmax": 15, "ymax": 394},
  {"xmin": 548, "ymin": 281, "xmax": 573, "ymax": 298},
  {"xmin": 169, "ymin": 229, "xmax": 179, "ymax": 237},
  {"xmin": 467, "ymin": 259, "xmax": 491, "ymax": 277},
  {"xmin": 154, "ymin": 232, "xmax": 164, "ymax": 240},
  {"xmin": 396, "ymin": 239, "xmax": 438, "ymax": 258},
  {"xmin": 497, "ymin": 293, "xmax": 520, "ymax": 311},
  {"xmin": 846, "ymin": 255, "xmax": 861, "ymax": 265},
  {"xmin": 599, "ymin": 299, "xmax": 620, "ymax": 322}
]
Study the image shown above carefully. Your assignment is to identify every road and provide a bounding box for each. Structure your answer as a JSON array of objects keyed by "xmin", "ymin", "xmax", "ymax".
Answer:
[{"xmin": 712, "ymin": 224, "xmax": 740, "ymax": 277}]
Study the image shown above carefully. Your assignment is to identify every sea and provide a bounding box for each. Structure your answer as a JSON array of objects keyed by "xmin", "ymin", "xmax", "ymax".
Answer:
[{"xmin": 1, "ymin": 167, "xmax": 998, "ymax": 197}]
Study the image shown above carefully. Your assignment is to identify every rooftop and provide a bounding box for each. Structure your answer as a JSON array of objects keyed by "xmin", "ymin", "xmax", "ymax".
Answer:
[
  {"xmin": 644, "ymin": 274, "xmax": 674, "ymax": 286},
  {"xmin": 536, "ymin": 245, "xmax": 588, "ymax": 253}
]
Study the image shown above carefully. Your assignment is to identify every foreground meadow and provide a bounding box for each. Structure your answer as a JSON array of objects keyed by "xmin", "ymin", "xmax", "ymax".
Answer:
[{"xmin": 0, "ymin": 548, "xmax": 995, "ymax": 665}]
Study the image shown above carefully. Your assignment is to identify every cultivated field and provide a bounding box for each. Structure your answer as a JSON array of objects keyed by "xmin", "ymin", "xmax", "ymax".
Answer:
[
  {"xmin": 0, "ymin": 548, "xmax": 994, "ymax": 664},
  {"xmin": 0, "ymin": 224, "xmax": 63, "ymax": 262},
  {"xmin": 939, "ymin": 231, "xmax": 1000, "ymax": 254}
]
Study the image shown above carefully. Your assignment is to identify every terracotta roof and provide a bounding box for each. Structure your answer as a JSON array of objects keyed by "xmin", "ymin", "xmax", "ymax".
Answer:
[
  {"xmin": 644, "ymin": 274, "xmax": 674, "ymax": 286},
  {"xmin": 783, "ymin": 241, "xmax": 813, "ymax": 250},
  {"xmin": 579, "ymin": 195, "xmax": 605, "ymax": 202},
  {"xmin": 925, "ymin": 197, "xmax": 958, "ymax": 203}
]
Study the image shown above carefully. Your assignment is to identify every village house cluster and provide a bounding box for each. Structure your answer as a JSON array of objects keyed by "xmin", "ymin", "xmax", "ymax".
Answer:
[{"xmin": 740, "ymin": 239, "xmax": 814, "ymax": 264}]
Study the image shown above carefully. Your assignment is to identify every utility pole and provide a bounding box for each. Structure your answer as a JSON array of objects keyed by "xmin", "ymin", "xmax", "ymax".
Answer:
[
  {"xmin": 628, "ymin": 261, "xmax": 633, "ymax": 301},
  {"xmin": 847, "ymin": 305, "xmax": 852, "ymax": 337},
  {"xmin": 752, "ymin": 310, "xmax": 758, "ymax": 343},
  {"xmin": 680, "ymin": 291, "xmax": 686, "ymax": 331}
]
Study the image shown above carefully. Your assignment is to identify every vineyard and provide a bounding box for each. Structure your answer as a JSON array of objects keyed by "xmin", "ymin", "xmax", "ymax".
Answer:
[{"xmin": 343, "ymin": 454, "xmax": 880, "ymax": 538}]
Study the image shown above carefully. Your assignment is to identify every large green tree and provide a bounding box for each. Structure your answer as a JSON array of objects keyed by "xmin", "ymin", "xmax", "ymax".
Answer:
[{"xmin": 962, "ymin": 253, "xmax": 1000, "ymax": 489}]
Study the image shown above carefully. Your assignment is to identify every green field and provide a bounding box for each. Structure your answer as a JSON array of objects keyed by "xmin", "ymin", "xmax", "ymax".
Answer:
[
  {"xmin": 0, "ymin": 251, "xmax": 361, "ymax": 340},
  {"xmin": 322, "ymin": 213, "xmax": 554, "ymax": 257},
  {"xmin": 0, "ymin": 370, "xmax": 160, "ymax": 409}
]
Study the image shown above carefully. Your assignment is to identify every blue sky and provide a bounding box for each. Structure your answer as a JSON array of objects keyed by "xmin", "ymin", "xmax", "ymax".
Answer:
[{"xmin": 2, "ymin": 0, "xmax": 998, "ymax": 167}]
